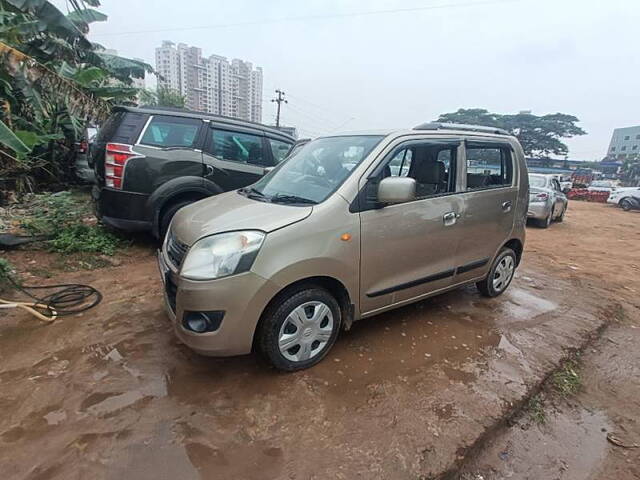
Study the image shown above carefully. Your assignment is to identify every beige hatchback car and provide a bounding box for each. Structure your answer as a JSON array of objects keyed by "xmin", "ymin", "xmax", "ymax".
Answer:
[{"xmin": 158, "ymin": 123, "xmax": 528, "ymax": 370}]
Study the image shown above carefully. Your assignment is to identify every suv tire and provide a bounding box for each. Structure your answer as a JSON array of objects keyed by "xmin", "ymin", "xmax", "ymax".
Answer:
[
  {"xmin": 159, "ymin": 200, "xmax": 194, "ymax": 240},
  {"xmin": 257, "ymin": 286, "xmax": 341, "ymax": 371},
  {"xmin": 476, "ymin": 247, "xmax": 517, "ymax": 298}
]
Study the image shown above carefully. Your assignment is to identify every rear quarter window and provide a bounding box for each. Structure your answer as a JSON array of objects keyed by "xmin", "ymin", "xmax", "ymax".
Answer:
[{"xmin": 140, "ymin": 116, "xmax": 202, "ymax": 148}]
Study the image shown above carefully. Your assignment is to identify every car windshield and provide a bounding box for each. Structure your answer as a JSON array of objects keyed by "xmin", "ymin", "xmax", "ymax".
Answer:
[
  {"xmin": 247, "ymin": 135, "xmax": 383, "ymax": 204},
  {"xmin": 529, "ymin": 175, "xmax": 547, "ymax": 188}
]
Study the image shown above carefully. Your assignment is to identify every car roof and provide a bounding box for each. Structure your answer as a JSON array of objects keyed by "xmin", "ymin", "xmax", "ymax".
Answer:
[
  {"xmin": 325, "ymin": 128, "xmax": 516, "ymax": 141},
  {"xmin": 113, "ymin": 105, "xmax": 295, "ymax": 142}
]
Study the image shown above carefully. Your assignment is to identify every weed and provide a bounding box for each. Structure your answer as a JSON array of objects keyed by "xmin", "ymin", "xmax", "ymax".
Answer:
[
  {"xmin": 20, "ymin": 191, "xmax": 89, "ymax": 236},
  {"xmin": 50, "ymin": 224, "xmax": 120, "ymax": 255},
  {"xmin": 552, "ymin": 359, "xmax": 581, "ymax": 397},
  {"xmin": 526, "ymin": 394, "xmax": 546, "ymax": 424},
  {"xmin": 0, "ymin": 258, "xmax": 14, "ymax": 291}
]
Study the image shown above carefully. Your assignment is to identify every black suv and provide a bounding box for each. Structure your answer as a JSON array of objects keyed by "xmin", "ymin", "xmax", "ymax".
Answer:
[{"xmin": 91, "ymin": 106, "xmax": 295, "ymax": 238}]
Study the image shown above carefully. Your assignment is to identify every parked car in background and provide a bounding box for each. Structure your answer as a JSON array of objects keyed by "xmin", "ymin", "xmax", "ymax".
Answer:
[
  {"xmin": 74, "ymin": 126, "xmax": 97, "ymax": 183},
  {"xmin": 159, "ymin": 122, "xmax": 528, "ymax": 370},
  {"xmin": 588, "ymin": 180, "xmax": 618, "ymax": 192},
  {"xmin": 528, "ymin": 173, "xmax": 568, "ymax": 228},
  {"xmin": 607, "ymin": 187, "xmax": 640, "ymax": 211},
  {"xmin": 91, "ymin": 106, "xmax": 295, "ymax": 239}
]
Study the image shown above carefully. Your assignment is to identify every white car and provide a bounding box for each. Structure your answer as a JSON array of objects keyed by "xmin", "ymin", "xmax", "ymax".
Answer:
[
  {"xmin": 607, "ymin": 187, "xmax": 640, "ymax": 208},
  {"xmin": 588, "ymin": 180, "xmax": 618, "ymax": 192}
]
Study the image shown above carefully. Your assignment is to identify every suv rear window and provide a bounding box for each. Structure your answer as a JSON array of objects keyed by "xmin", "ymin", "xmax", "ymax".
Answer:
[{"xmin": 139, "ymin": 116, "xmax": 201, "ymax": 148}]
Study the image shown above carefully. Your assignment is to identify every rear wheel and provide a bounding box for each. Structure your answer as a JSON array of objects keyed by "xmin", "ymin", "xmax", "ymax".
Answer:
[
  {"xmin": 620, "ymin": 198, "xmax": 633, "ymax": 211},
  {"xmin": 257, "ymin": 286, "xmax": 341, "ymax": 371},
  {"xmin": 556, "ymin": 205, "xmax": 566, "ymax": 222},
  {"xmin": 476, "ymin": 247, "xmax": 516, "ymax": 298},
  {"xmin": 159, "ymin": 200, "xmax": 194, "ymax": 240},
  {"xmin": 537, "ymin": 208, "xmax": 552, "ymax": 228}
]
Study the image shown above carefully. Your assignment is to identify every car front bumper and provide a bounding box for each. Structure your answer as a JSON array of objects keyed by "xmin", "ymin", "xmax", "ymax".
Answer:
[
  {"xmin": 607, "ymin": 197, "xmax": 619, "ymax": 205},
  {"xmin": 527, "ymin": 202, "xmax": 551, "ymax": 220},
  {"xmin": 158, "ymin": 250, "xmax": 280, "ymax": 357}
]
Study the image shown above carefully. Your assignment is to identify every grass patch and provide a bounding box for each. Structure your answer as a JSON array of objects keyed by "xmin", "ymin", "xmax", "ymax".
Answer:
[
  {"xmin": 526, "ymin": 394, "xmax": 546, "ymax": 425},
  {"xmin": 51, "ymin": 224, "xmax": 120, "ymax": 255},
  {"xmin": 0, "ymin": 258, "xmax": 14, "ymax": 291},
  {"xmin": 15, "ymin": 191, "xmax": 121, "ymax": 257},
  {"xmin": 551, "ymin": 359, "xmax": 581, "ymax": 397}
]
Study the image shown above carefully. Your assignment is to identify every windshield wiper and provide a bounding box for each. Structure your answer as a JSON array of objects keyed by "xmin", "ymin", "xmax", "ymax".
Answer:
[
  {"xmin": 270, "ymin": 194, "xmax": 317, "ymax": 205},
  {"xmin": 240, "ymin": 187, "xmax": 270, "ymax": 202}
]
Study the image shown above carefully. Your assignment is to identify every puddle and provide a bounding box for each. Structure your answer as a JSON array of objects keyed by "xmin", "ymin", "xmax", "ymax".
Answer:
[
  {"xmin": 501, "ymin": 288, "xmax": 557, "ymax": 320},
  {"xmin": 82, "ymin": 391, "xmax": 145, "ymax": 416},
  {"xmin": 43, "ymin": 409, "xmax": 67, "ymax": 426}
]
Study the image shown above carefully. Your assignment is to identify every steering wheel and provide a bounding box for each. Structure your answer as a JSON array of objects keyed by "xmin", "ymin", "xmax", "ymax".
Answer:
[{"xmin": 293, "ymin": 174, "xmax": 332, "ymax": 188}]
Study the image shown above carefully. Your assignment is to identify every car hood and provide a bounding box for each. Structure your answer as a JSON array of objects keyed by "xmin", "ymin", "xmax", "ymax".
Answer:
[{"xmin": 170, "ymin": 190, "xmax": 313, "ymax": 246}]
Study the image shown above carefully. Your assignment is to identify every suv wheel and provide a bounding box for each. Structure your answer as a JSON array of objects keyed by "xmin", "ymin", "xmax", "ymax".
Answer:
[
  {"xmin": 476, "ymin": 247, "xmax": 516, "ymax": 298},
  {"xmin": 257, "ymin": 286, "xmax": 341, "ymax": 371},
  {"xmin": 159, "ymin": 200, "xmax": 194, "ymax": 240},
  {"xmin": 620, "ymin": 198, "xmax": 633, "ymax": 211}
]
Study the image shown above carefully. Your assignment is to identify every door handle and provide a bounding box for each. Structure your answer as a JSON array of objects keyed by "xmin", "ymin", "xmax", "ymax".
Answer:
[
  {"xmin": 502, "ymin": 201, "xmax": 512, "ymax": 213},
  {"xmin": 443, "ymin": 212, "xmax": 460, "ymax": 226}
]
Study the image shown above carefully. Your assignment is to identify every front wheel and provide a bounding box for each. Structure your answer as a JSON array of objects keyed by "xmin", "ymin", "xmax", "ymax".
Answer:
[
  {"xmin": 476, "ymin": 247, "xmax": 517, "ymax": 298},
  {"xmin": 257, "ymin": 287, "xmax": 341, "ymax": 371},
  {"xmin": 620, "ymin": 198, "xmax": 633, "ymax": 211}
]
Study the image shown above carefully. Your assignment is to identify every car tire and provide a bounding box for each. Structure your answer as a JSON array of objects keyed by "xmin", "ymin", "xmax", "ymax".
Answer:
[
  {"xmin": 257, "ymin": 286, "xmax": 341, "ymax": 371},
  {"xmin": 537, "ymin": 209, "xmax": 552, "ymax": 228},
  {"xmin": 556, "ymin": 205, "xmax": 566, "ymax": 222},
  {"xmin": 620, "ymin": 198, "xmax": 633, "ymax": 211},
  {"xmin": 159, "ymin": 200, "xmax": 194, "ymax": 240},
  {"xmin": 476, "ymin": 247, "xmax": 517, "ymax": 298}
]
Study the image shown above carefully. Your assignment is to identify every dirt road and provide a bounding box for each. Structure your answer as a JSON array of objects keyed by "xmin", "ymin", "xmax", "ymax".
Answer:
[{"xmin": 0, "ymin": 202, "xmax": 638, "ymax": 479}]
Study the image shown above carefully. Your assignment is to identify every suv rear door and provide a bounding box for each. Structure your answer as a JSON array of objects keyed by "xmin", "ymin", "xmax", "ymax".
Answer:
[
  {"xmin": 201, "ymin": 124, "xmax": 272, "ymax": 190},
  {"xmin": 131, "ymin": 115, "xmax": 205, "ymax": 194}
]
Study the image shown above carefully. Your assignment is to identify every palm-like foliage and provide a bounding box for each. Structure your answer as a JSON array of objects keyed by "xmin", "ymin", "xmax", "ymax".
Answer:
[{"xmin": 0, "ymin": 0, "xmax": 153, "ymax": 196}]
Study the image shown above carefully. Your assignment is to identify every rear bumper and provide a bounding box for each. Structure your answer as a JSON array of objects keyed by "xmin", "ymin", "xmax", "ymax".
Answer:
[
  {"xmin": 93, "ymin": 186, "xmax": 152, "ymax": 232},
  {"xmin": 527, "ymin": 202, "xmax": 550, "ymax": 220}
]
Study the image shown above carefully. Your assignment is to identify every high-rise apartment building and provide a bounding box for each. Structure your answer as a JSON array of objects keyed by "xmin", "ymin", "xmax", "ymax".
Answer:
[{"xmin": 155, "ymin": 41, "xmax": 263, "ymax": 123}]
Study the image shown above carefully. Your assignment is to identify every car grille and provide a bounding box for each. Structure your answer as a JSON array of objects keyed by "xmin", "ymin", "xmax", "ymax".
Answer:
[
  {"xmin": 165, "ymin": 275, "xmax": 177, "ymax": 313},
  {"xmin": 166, "ymin": 230, "xmax": 189, "ymax": 268}
]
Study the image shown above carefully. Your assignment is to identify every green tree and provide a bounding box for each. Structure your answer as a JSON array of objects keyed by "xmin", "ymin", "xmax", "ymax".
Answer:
[
  {"xmin": 436, "ymin": 109, "xmax": 586, "ymax": 158},
  {"xmin": 139, "ymin": 86, "xmax": 186, "ymax": 108},
  {"xmin": 0, "ymin": 0, "xmax": 153, "ymax": 195}
]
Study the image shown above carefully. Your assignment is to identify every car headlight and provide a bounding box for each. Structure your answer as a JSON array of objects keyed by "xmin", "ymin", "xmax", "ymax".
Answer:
[{"xmin": 181, "ymin": 231, "xmax": 265, "ymax": 280}]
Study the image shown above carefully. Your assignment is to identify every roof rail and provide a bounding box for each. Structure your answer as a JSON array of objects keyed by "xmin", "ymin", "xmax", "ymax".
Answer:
[{"xmin": 413, "ymin": 122, "xmax": 510, "ymax": 136}]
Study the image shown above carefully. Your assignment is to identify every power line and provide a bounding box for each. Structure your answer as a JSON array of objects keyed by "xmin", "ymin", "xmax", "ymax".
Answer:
[{"xmin": 91, "ymin": 0, "xmax": 523, "ymax": 36}]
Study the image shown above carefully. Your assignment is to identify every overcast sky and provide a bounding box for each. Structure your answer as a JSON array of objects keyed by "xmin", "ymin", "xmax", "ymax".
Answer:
[{"xmin": 63, "ymin": 0, "xmax": 639, "ymax": 160}]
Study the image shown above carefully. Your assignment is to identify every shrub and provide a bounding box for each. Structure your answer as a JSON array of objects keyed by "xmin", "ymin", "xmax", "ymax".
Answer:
[{"xmin": 50, "ymin": 224, "xmax": 120, "ymax": 255}]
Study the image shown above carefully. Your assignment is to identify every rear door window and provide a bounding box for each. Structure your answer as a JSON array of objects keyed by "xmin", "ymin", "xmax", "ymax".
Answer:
[
  {"xmin": 268, "ymin": 138, "xmax": 292, "ymax": 164},
  {"xmin": 465, "ymin": 143, "xmax": 513, "ymax": 191},
  {"xmin": 210, "ymin": 129, "xmax": 266, "ymax": 165},
  {"xmin": 139, "ymin": 116, "xmax": 201, "ymax": 148}
]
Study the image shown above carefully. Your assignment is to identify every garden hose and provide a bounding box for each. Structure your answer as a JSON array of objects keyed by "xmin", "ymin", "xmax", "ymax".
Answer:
[{"xmin": 0, "ymin": 275, "xmax": 102, "ymax": 323}]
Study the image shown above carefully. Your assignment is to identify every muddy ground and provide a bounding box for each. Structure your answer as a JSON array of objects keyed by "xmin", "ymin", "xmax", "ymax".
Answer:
[{"xmin": 0, "ymin": 201, "xmax": 638, "ymax": 480}]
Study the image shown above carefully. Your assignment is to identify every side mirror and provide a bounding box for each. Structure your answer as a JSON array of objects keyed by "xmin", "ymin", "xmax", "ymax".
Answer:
[{"xmin": 377, "ymin": 176, "xmax": 416, "ymax": 204}]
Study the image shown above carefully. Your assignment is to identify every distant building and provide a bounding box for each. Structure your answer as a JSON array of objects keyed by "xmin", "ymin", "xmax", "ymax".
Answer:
[
  {"xmin": 155, "ymin": 41, "xmax": 263, "ymax": 123},
  {"xmin": 606, "ymin": 125, "xmax": 640, "ymax": 161},
  {"xmin": 275, "ymin": 126, "xmax": 298, "ymax": 139}
]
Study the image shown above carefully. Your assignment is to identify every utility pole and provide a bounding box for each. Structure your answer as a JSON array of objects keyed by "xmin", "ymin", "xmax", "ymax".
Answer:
[{"xmin": 271, "ymin": 89, "xmax": 287, "ymax": 127}]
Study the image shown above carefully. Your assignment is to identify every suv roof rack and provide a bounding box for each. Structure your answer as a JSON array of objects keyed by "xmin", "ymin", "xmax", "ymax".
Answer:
[{"xmin": 413, "ymin": 122, "xmax": 510, "ymax": 136}]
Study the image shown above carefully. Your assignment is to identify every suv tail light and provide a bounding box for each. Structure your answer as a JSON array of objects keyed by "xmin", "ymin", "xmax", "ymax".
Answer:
[{"xmin": 105, "ymin": 143, "xmax": 143, "ymax": 189}]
